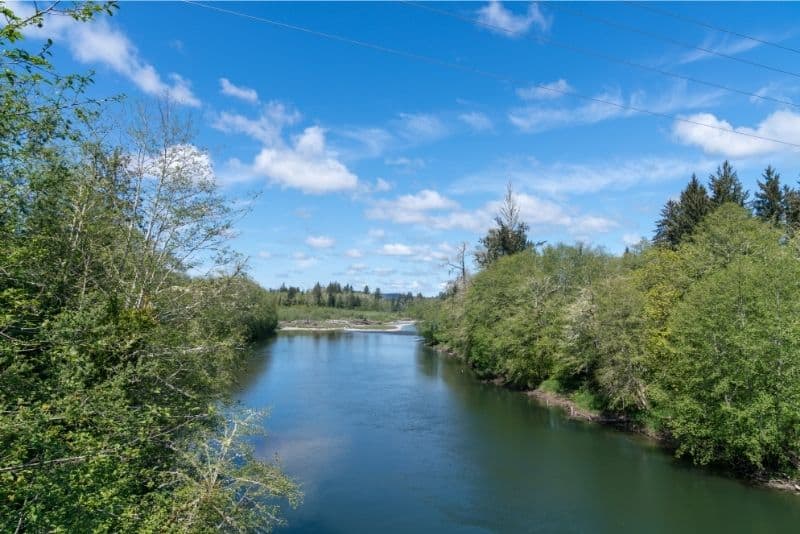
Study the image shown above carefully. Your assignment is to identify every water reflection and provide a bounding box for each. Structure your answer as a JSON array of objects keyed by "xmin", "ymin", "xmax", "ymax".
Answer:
[{"xmin": 232, "ymin": 332, "xmax": 800, "ymax": 534}]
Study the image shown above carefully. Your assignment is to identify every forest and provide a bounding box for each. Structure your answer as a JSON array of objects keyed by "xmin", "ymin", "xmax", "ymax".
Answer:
[
  {"xmin": 413, "ymin": 166, "xmax": 800, "ymax": 483},
  {"xmin": 1, "ymin": 3, "xmax": 299, "ymax": 531}
]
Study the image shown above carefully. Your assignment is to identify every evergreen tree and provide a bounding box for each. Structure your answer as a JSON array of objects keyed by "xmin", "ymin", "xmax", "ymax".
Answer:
[
  {"xmin": 654, "ymin": 199, "xmax": 681, "ymax": 247},
  {"xmin": 654, "ymin": 175, "xmax": 710, "ymax": 247},
  {"xmin": 783, "ymin": 185, "xmax": 800, "ymax": 231},
  {"xmin": 709, "ymin": 161, "xmax": 748, "ymax": 207},
  {"xmin": 753, "ymin": 165, "xmax": 783, "ymax": 226},
  {"xmin": 312, "ymin": 282, "xmax": 323, "ymax": 305},
  {"xmin": 475, "ymin": 183, "xmax": 532, "ymax": 267}
]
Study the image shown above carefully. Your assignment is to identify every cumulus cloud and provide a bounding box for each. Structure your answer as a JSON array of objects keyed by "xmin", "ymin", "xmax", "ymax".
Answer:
[
  {"xmin": 516, "ymin": 79, "xmax": 573, "ymax": 100},
  {"xmin": 252, "ymin": 126, "xmax": 358, "ymax": 193},
  {"xmin": 477, "ymin": 1, "xmax": 551, "ymax": 37},
  {"xmin": 306, "ymin": 235, "xmax": 335, "ymax": 249},
  {"xmin": 212, "ymin": 101, "xmax": 301, "ymax": 145},
  {"xmin": 672, "ymin": 110, "xmax": 800, "ymax": 158},
  {"xmin": 23, "ymin": 9, "xmax": 199, "ymax": 106},
  {"xmin": 367, "ymin": 188, "xmax": 615, "ymax": 236},
  {"xmin": 367, "ymin": 189, "xmax": 458, "ymax": 225},
  {"xmin": 219, "ymin": 78, "xmax": 259, "ymax": 103},
  {"xmin": 459, "ymin": 111, "xmax": 494, "ymax": 132}
]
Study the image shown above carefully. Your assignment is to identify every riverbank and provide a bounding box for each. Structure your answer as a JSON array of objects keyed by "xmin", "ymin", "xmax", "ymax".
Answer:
[
  {"xmin": 426, "ymin": 342, "xmax": 800, "ymax": 495},
  {"xmin": 279, "ymin": 319, "xmax": 415, "ymax": 332}
]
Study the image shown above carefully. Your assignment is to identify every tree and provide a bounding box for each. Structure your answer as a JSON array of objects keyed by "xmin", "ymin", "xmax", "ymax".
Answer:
[
  {"xmin": 363, "ymin": 285, "xmax": 370, "ymax": 295},
  {"xmin": 783, "ymin": 185, "xmax": 800, "ymax": 231},
  {"xmin": 312, "ymin": 282, "xmax": 323, "ymax": 305},
  {"xmin": 654, "ymin": 199, "xmax": 681, "ymax": 247},
  {"xmin": 753, "ymin": 165, "xmax": 784, "ymax": 226},
  {"xmin": 654, "ymin": 175, "xmax": 710, "ymax": 247},
  {"xmin": 446, "ymin": 241, "xmax": 469, "ymax": 291},
  {"xmin": 475, "ymin": 183, "xmax": 533, "ymax": 268},
  {"xmin": 374, "ymin": 287, "xmax": 382, "ymax": 300},
  {"xmin": 709, "ymin": 160, "xmax": 748, "ymax": 207}
]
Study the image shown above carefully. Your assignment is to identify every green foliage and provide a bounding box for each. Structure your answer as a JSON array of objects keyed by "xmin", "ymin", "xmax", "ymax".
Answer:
[
  {"xmin": 475, "ymin": 184, "xmax": 533, "ymax": 268},
  {"xmin": 0, "ymin": 4, "xmax": 296, "ymax": 530},
  {"xmin": 418, "ymin": 181, "xmax": 800, "ymax": 478}
]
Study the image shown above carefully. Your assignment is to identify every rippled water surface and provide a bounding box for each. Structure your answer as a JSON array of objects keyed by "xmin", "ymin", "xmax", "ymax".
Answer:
[{"xmin": 232, "ymin": 330, "xmax": 800, "ymax": 533}]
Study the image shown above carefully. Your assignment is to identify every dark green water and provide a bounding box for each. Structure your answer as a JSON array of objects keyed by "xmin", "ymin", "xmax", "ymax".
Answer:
[{"xmin": 233, "ymin": 330, "xmax": 800, "ymax": 533}]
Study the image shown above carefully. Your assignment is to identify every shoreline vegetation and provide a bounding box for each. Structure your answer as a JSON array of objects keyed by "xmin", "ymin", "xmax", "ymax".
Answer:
[
  {"xmin": 1, "ymin": 4, "xmax": 300, "ymax": 530},
  {"xmin": 411, "ymin": 179, "xmax": 800, "ymax": 495}
]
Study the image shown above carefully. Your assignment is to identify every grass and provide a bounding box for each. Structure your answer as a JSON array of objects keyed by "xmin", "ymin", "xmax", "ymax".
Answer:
[
  {"xmin": 570, "ymin": 388, "xmax": 603, "ymax": 412},
  {"xmin": 277, "ymin": 305, "xmax": 402, "ymax": 323},
  {"xmin": 538, "ymin": 377, "xmax": 562, "ymax": 394}
]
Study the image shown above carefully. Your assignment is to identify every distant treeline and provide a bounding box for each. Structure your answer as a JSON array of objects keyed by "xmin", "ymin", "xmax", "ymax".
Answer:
[
  {"xmin": 274, "ymin": 282, "xmax": 424, "ymax": 312},
  {"xmin": 412, "ymin": 166, "xmax": 800, "ymax": 482}
]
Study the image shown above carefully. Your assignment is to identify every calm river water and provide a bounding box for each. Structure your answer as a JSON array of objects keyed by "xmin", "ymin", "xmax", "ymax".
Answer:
[{"xmin": 232, "ymin": 329, "xmax": 800, "ymax": 533}]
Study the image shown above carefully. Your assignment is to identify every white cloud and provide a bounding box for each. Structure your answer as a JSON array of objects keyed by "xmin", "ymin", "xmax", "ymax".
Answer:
[
  {"xmin": 395, "ymin": 113, "xmax": 448, "ymax": 141},
  {"xmin": 345, "ymin": 248, "xmax": 363, "ymax": 258},
  {"xmin": 253, "ymin": 127, "xmax": 358, "ymax": 194},
  {"xmin": 293, "ymin": 251, "xmax": 317, "ymax": 269},
  {"xmin": 306, "ymin": 235, "xmax": 335, "ymax": 249},
  {"xmin": 622, "ymin": 233, "xmax": 644, "ymax": 247},
  {"xmin": 456, "ymin": 155, "xmax": 709, "ymax": 197},
  {"xmin": 385, "ymin": 157, "xmax": 426, "ymax": 172},
  {"xmin": 380, "ymin": 243, "xmax": 415, "ymax": 256},
  {"xmin": 367, "ymin": 189, "xmax": 459, "ymax": 225},
  {"xmin": 348, "ymin": 263, "xmax": 369, "ymax": 272},
  {"xmin": 677, "ymin": 35, "xmax": 762, "ymax": 66},
  {"xmin": 459, "ymin": 111, "xmax": 494, "ymax": 132},
  {"xmin": 516, "ymin": 79, "xmax": 573, "ymax": 100},
  {"xmin": 258, "ymin": 250, "xmax": 272, "ymax": 259},
  {"xmin": 510, "ymin": 83, "xmax": 722, "ymax": 134},
  {"xmin": 368, "ymin": 228, "xmax": 386, "ymax": 240},
  {"xmin": 219, "ymin": 78, "xmax": 259, "ymax": 103},
  {"xmin": 672, "ymin": 110, "xmax": 800, "ymax": 158},
  {"xmin": 212, "ymin": 101, "xmax": 301, "ymax": 145},
  {"xmin": 477, "ymin": 1, "xmax": 551, "ymax": 37},
  {"xmin": 24, "ymin": 11, "xmax": 199, "ymax": 106},
  {"xmin": 374, "ymin": 178, "xmax": 392, "ymax": 192}
]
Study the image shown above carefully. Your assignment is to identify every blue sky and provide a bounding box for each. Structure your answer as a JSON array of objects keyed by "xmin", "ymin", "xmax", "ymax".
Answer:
[{"xmin": 18, "ymin": 1, "xmax": 800, "ymax": 294}]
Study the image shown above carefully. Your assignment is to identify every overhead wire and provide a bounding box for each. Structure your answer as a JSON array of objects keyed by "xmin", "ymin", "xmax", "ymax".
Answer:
[
  {"xmin": 401, "ymin": 0, "xmax": 799, "ymax": 110},
  {"xmin": 181, "ymin": 1, "xmax": 800, "ymax": 151},
  {"xmin": 623, "ymin": 1, "xmax": 800, "ymax": 56},
  {"xmin": 545, "ymin": 2, "xmax": 800, "ymax": 80}
]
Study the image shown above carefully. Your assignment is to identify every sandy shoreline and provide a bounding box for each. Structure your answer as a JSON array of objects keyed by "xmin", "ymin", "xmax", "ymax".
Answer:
[{"xmin": 279, "ymin": 320, "xmax": 416, "ymax": 333}]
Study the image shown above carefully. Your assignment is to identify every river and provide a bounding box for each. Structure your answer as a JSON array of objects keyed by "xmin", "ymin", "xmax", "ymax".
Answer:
[{"xmin": 232, "ymin": 329, "xmax": 800, "ymax": 533}]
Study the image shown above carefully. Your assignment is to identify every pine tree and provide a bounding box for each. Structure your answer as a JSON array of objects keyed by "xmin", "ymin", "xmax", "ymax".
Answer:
[
  {"xmin": 654, "ymin": 199, "xmax": 681, "ymax": 247},
  {"xmin": 475, "ymin": 183, "xmax": 532, "ymax": 267},
  {"xmin": 678, "ymin": 174, "xmax": 712, "ymax": 235},
  {"xmin": 783, "ymin": 186, "xmax": 800, "ymax": 231},
  {"xmin": 709, "ymin": 161, "xmax": 748, "ymax": 207},
  {"xmin": 653, "ymin": 175, "xmax": 711, "ymax": 247},
  {"xmin": 753, "ymin": 166, "xmax": 783, "ymax": 226}
]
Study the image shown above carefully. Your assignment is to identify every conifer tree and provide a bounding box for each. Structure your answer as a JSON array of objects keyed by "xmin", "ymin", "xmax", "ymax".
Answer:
[
  {"xmin": 654, "ymin": 199, "xmax": 681, "ymax": 247},
  {"xmin": 753, "ymin": 165, "xmax": 783, "ymax": 226},
  {"xmin": 709, "ymin": 161, "xmax": 748, "ymax": 207}
]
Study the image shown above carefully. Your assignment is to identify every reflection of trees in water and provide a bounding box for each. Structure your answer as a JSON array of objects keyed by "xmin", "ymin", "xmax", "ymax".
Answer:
[{"xmin": 229, "ymin": 338, "xmax": 279, "ymax": 393}]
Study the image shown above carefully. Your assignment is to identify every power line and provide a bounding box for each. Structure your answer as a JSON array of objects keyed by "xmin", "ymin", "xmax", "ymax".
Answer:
[
  {"xmin": 181, "ymin": 1, "xmax": 800, "ymax": 151},
  {"xmin": 546, "ymin": 3, "xmax": 800, "ymax": 80},
  {"xmin": 401, "ymin": 1, "xmax": 799, "ymax": 110},
  {"xmin": 624, "ymin": 1, "xmax": 800, "ymax": 56}
]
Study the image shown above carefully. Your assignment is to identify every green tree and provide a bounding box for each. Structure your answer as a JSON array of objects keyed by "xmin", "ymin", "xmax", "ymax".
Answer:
[
  {"xmin": 709, "ymin": 160, "xmax": 748, "ymax": 207},
  {"xmin": 475, "ymin": 183, "xmax": 533, "ymax": 268},
  {"xmin": 753, "ymin": 165, "xmax": 783, "ymax": 226}
]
